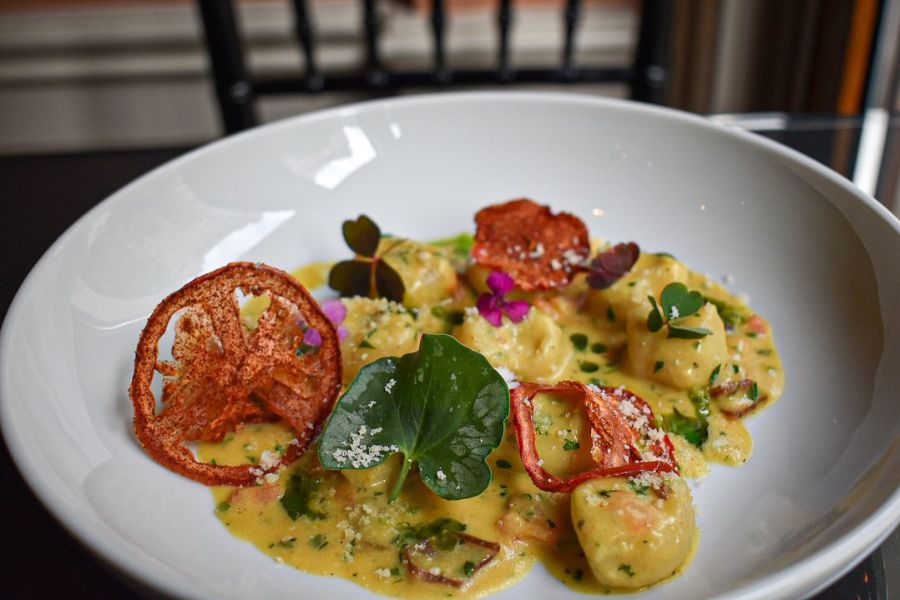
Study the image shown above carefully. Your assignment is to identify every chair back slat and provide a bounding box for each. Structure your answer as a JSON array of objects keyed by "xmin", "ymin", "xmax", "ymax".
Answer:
[
  {"xmin": 290, "ymin": 0, "xmax": 321, "ymax": 90},
  {"xmin": 431, "ymin": 0, "xmax": 449, "ymax": 82},
  {"xmin": 561, "ymin": 0, "xmax": 582, "ymax": 80},
  {"xmin": 631, "ymin": 0, "xmax": 672, "ymax": 103},
  {"xmin": 362, "ymin": 0, "xmax": 387, "ymax": 87},
  {"xmin": 198, "ymin": 0, "xmax": 258, "ymax": 130},
  {"xmin": 497, "ymin": 0, "xmax": 514, "ymax": 81}
]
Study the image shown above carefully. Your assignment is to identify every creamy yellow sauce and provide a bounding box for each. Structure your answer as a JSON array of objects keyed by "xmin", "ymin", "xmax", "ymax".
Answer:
[{"xmin": 198, "ymin": 239, "xmax": 783, "ymax": 598}]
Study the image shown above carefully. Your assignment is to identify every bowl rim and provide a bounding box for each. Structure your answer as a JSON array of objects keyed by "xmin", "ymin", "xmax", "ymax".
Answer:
[{"xmin": 2, "ymin": 91, "xmax": 899, "ymax": 600}]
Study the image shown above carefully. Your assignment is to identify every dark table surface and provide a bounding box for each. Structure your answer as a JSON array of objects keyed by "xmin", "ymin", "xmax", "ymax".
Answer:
[{"xmin": 1, "ymin": 118, "xmax": 897, "ymax": 599}]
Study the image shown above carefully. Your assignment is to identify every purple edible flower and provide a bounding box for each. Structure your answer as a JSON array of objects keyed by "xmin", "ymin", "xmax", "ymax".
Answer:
[
  {"xmin": 476, "ymin": 271, "xmax": 530, "ymax": 327},
  {"xmin": 303, "ymin": 298, "xmax": 349, "ymax": 347},
  {"xmin": 586, "ymin": 242, "xmax": 640, "ymax": 289}
]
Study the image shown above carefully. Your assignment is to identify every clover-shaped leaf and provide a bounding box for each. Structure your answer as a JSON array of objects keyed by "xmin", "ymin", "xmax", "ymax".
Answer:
[
  {"xmin": 328, "ymin": 215, "xmax": 405, "ymax": 303},
  {"xmin": 375, "ymin": 260, "xmax": 404, "ymax": 304},
  {"xmin": 647, "ymin": 282, "xmax": 712, "ymax": 339},
  {"xmin": 342, "ymin": 215, "xmax": 381, "ymax": 257},
  {"xmin": 660, "ymin": 283, "xmax": 704, "ymax": 322}
]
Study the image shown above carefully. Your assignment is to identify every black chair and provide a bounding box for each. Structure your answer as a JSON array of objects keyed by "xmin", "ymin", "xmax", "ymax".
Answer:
[{"xmin": 197, "ymin": 0, "xmax": 673, "ymax": 134}]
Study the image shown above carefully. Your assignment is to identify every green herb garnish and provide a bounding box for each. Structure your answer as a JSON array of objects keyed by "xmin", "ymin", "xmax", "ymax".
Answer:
[
  {"xmin": 570, "ymin": 333, "xmax": 588, "ymax": 351},
  {"xmin": 663, "ymin": 387, "xmax": 711, "ymax": 447},
  {"xmin": 430, "ymin": 305, "xmax": 465, "ymax": 325},
  {"xmin": 496, "ymin": 459, "xmax": 512, "ymax": 469},
  {"xmin": 647, "ymin": 282, "xmax": 713, "ymax": 339},
  {"xmin": 429, "ymin": 232, "xmax": 474, "ymax": 261},
  {"xmin": 703, "ymin": 295, "xmax": 747, "ymax": 329},
  {"xmin": 318, "ymin": 334, "xmax": 509, "ymax": 502},
  {"xmin": 563, "ymin": 439, "xmax": 580, "ymax": 452},
  {"xmin": 590, "ymin": 342, "xmax": 607, "ymax": 354},
  {"xmin": 627, "ymin": 480, "xmax": 650, "ymax": 495},
  {"xmin": 579, "ymin": 361, "xmax": 600, "ymax": 373},
  {"xmin": 463, "ymin": 561, "xmax": 476, "ymax": 577},
  {"xmin": 654, "ymin": 360, "xmax": 664, "ymax": 373},
  {"xmin": 281, "ymin": 470, "xmax": 326, "ymax": 520},
  {"xmin": 618, "ymin": 564, "xmax": 635, "ymax": 577},
  {"xmin": 394, "ymin": 518, "xmax": 466, "ymax": 551},
  {"xmin": 309, "ymin": 534, "xmax": 329, "ymax": 549},
  {"xmin": 328, "ymin": 215, "xmax": 405, "ymax": 302},
  {"xmin": 709, "ymin": 364, "xmax": 721, "ymax": 386}
]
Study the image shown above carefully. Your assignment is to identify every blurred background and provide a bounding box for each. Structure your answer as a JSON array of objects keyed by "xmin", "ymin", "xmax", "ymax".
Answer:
[{"xmin": 1, "ymin": 0, "xmax": 897, "ymax": 211}]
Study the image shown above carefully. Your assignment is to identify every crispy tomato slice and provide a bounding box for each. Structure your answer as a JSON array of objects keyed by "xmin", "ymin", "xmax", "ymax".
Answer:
[
  {"xmin": 130, "ymin": 262, "xmax": 342, "ymax": 486},
  {"xmin": 472, "ymin": 198, "xmax": 590, "ymax": 291},
  {"xmin": 510, "ymin": 381, "xmax": 676, "ymax": 493}
]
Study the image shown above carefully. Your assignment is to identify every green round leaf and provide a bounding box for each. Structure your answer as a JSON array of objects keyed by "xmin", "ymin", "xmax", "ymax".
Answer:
[
  {"xmin": 318, "ymin": 334, "xmax": 509, "ymax": 501},
  {"xmin": 342, "ymin": 214, "xmax": 381, "ymax": 257}
]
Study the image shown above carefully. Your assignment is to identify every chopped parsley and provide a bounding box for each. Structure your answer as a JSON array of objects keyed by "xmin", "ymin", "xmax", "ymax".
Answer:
[{"xmin": 569, "ymin": 333, "xmax": 588, "ymax": 351}]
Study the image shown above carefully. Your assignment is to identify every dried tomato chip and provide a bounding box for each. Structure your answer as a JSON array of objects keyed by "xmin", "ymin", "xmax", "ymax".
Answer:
[
  {"xmin": 510, "ymin": 381, "xmax": 676, "ymax": 493},
  {"xmin": 472, "ymin": 198, "xmax": 590, "ymax": 291},
  {"xmin": 130, "ymin": 262, "xmax": 342, "ymax": 486}
]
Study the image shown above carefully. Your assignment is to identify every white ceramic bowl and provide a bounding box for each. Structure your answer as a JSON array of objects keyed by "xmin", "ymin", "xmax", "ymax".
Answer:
[{"xmin": 2, "ymin": 93, "xmax": 899, "ymax": 600}]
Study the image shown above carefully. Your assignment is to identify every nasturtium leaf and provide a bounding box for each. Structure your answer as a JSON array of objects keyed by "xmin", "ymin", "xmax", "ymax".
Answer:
[
  {"xmin": 342, "ymin": 215, "xmax": 381, "ymax": 257},
  {"xmin": 660, "ymin": 283, "xmax": 704, "ymax": 321},
  {"xmin": 647, "ymin": 296, "xmax": 664, "ymax": 332},
  {"xmin": 668, "ymin": 325, "xmax": 714, "ymax": 339},
  {"xmin": 318, "ymin": 333, "xmax": 509, "ymax": 502},
  {"xmin": 375, "ymin": 260, "xmax": 405, "ymax": 303},
  {"xmin": 328, "ymin": 260, "xmax": 371, "ymax": 298}
]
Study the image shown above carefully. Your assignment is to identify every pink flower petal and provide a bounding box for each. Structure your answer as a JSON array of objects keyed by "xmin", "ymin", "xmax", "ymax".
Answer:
[
  {"xmin": 483, "ymin": 308, "xmax": 504, "ymax": 327},
  {"xmin": 504, "ymin": 300, "xmax": 530, "ymax": 323},
  {"xmin": 477, "ymin": 293, "xmax": 504, "ymax": 327},
  {"xmin": 486, "ymin": 271, "xmax": 515, "ymax": 295},
  {"xmin": 303, "ymin": 327, "xmax": 323, "ymax": 347},
  {"xmin": 321, "ymin": 298, "xmax": 347, "ymax": 325},
  {"xmin": 337, "ymin": 325, "xmax": 349, "ymax": 342}
]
